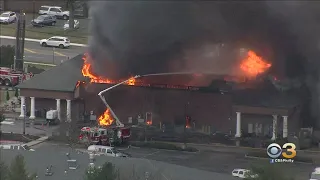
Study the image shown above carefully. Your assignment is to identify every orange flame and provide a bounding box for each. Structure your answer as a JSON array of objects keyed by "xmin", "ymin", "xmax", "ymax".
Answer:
[
  {"xmin": 81, "ymin": 53, "xmax": 137, "ymax": 126},
  {"xmin": 81, "ymin": 53, "xmax": 136, "ymax": 85},
  {"xmin": 240, "ymin": 50, "xmax": 271, "ymax": 77},
  {"xmin": 98, "ymin": 109, "xmax": 114, "ymax": 126}
]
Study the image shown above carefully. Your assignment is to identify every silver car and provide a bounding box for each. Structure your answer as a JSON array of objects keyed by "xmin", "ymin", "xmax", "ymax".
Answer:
[{"xmin": 0, "ymin": 11, "xmax": 16, "ymax": 24}]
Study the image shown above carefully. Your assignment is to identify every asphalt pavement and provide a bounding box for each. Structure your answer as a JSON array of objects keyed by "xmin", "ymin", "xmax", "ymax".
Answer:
[
  {"xmin": 29, "ymin": 142, "xmax": 315, "ymax": 180},
  {"xmin": 0, "ymin": 38, "xmax": 85, "ymax": 65},
  {"xmin": 0, "ymin": 143, "xmax": 239, "ymax": 180}
]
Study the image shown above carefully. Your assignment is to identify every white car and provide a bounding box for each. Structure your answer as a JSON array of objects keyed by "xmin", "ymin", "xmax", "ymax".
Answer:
[
  {"xmin": 232, "ymin": 168, "xmax": 258, "ymax": 179},
  {"xmin": 310, "ymin": 167, "xmax": 320, "ymax": 180},
  {"xmin": 38, "ymin": 5, "xmax": 69, "ymax": 20},
  {"xmin": 63, "ymin": 19, "xmax": 80, "ymax": 30},
  {"xmin": 0, "ymin": 144, "xmax": 35, "ymax": 151},
  {"xmin": 40, "ymin": 36, "xmax": 70, "ymax": 49},
  {"xmin": 87, "ymin": 145, "xmax": 129, "ymax": 157},
  {"xmin": 0, "ymin": 11, "xmax": 16, "ymax": 24}
]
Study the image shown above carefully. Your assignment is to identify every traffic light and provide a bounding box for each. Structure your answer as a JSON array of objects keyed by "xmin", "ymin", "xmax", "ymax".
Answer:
[
  {"xmin": 146, "ymin": 112, "xmax": 152, "ymax": 125},
  {"xmin": 185, "ymin": 116, "xmax": 191, "ymax": 128}
]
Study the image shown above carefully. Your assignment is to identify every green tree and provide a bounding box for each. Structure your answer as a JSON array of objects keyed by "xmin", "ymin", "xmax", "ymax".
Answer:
[
  {"xmin": 85, "ymin": 162, "xmax": 119, "ymax": 180},
  {"xmin": 8, "ymin": 155, "xmax": 37, "ymax": 180},
  {"xmin": 246, "ymin": 163, "xmax": 295, "ymax": 180},
  {"xmin": 6, "ymin": 91, "xmax": 10, "ymax": 101},
  {"xmin": 0, "ymin": 45, "xmax": 15, "ymax": 67},
  {"xmin": 0, "ymin": 161, "xmax": 8, "ymax": 180},
  {"xmin": 14, "ymin": 88, "xmax": 19, "ymax": 98}
]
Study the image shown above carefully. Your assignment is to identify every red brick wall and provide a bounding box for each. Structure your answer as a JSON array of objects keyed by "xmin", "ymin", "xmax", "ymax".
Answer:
[{"xmin": 80, "ymin": 85, "xmax": 233, "ymax": 132}]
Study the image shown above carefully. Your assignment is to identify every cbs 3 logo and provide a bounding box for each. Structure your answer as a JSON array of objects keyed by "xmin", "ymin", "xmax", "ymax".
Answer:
[{"xmin": 267, "ymin": 143, "xmax": 296, "ymax": 159}]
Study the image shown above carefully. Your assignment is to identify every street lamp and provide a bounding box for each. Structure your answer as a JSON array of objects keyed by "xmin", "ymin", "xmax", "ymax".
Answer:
[
  {"xmin": 22, "ymin": 104, "xmax": 26, "ymax": 134},
  {"xmin": 32, "ymin": 0, "xmax": 35, "ymax": 21}
]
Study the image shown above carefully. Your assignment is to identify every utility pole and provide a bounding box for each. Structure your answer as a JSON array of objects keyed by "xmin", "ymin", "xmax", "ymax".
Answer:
[
  {"xmin": 32, "ymin": 0, "xmax": 35, "ymax": 21},
  {"xmin": 14, "ymin": 12, "xmax": 26, "ymax": 71},
  {"xmin": 52, "ymin": 47, "xmax": 55, "ymax": 64}
]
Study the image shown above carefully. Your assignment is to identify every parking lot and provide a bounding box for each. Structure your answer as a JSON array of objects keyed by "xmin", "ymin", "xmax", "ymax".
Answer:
[
  {"xmin": 2, "ymin": 142, "xmax": 240, "ymax": 180},
  {"xmin": 32, "ymin": 142, "xmax": 314, "ymax": 179},
  {"xmin": 0, "ymin": 13, "xmax": 89, "ymax": 44},
  {"xmin": 22, "ymin": 13, "xmax": 90, "ymax": 31}
]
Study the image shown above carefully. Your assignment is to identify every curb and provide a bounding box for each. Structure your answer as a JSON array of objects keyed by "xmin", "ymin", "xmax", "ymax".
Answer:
[
  {"xmin": 154, "ymin": 141, "xmax": 320, "ymax": 154},
  {"xmin": 0, "ymin": 35, "xmax": 87, "ymax": 47}
]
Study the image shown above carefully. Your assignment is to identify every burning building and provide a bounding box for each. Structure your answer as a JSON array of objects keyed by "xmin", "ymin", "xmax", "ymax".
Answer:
[
  {"xmin": 15, "ymin": 1, "xmax": 319, "ymax": 140},
  {"xmin": 16, "ymin": 48, "xmax": 304, "ymax": 140}
]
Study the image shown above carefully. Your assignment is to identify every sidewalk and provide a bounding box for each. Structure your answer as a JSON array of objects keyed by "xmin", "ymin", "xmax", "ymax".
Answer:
[{"xmin": 25, "ymin": 136, "xmax": 48, "ymax": 147}]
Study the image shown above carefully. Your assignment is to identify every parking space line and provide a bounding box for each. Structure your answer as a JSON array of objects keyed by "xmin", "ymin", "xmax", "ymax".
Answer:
[
  {"xmin": 24, "ymin": 48, "xmax": 37, "ymax": 53},
  {"xmin": 54, "ymin": 51, "xmax": 66, "ymax": 56}
]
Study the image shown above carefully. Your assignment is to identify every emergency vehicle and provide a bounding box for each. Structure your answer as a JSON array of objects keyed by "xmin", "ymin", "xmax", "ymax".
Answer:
[
  {"xmin": 0, "ymin": 67, "xmax": 33, "ymax": 86},
  {"xmin": 79, "ymin": 79, "xmax": 133, "ymax": 146},
  {"xmin": 79, "ymin": 126, "xmax": 130, "ymax": 146}
]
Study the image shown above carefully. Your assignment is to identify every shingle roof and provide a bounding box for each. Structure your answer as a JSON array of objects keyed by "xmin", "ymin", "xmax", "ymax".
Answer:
[{"xmin": 16, "ymin": 54, "xmax": 85, "ymax": 92}]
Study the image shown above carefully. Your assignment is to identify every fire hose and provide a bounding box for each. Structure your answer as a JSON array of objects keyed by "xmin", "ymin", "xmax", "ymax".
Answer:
[{"xmin": 97, "ymin": 72, "xmax": 207, "ymax": 126}]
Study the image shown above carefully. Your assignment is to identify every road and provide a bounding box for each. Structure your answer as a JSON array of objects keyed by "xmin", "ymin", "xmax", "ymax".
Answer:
[{"xmin": 0, "ymin": 38, "xmax": 85, "ymax": 65}]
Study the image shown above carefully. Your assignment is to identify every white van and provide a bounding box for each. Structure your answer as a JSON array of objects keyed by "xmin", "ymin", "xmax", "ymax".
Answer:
[
  {"xmin": 87, "ymin": 145, "xmax": 129, "ymax": 157},
  {"xmin": 232, "ymin": 168, "xmax": 258, "ymax": 179}
]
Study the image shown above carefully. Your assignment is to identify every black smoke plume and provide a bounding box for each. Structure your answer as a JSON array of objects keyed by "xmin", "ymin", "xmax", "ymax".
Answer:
[{"xmin": 88, "ymin": 1, "xmax": 320, "ymax": 127}]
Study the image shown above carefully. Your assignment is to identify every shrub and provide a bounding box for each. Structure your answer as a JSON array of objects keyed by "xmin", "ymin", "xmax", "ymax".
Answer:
[
  {"xmin": 85, "ymin": 162, "xmax": 161, "ymax": 180},
  {"xmin": 0, "ymin": 161, "xmax": 8, "ymax": 180},
  {"xmin": 85, "ymin": 162, "xmax": 119, "ymax": 180},
  {"xmin": 246, "ymin": 163, "xmax": 296, "ymax": 180},
  {"xmin": 8, "ymin": 155, "xmax": 37, "ymax": 180}
]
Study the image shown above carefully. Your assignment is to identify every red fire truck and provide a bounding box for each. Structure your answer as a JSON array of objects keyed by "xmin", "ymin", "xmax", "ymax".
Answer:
[
  {"xmin": 79, "ymin": 80, "xmax": 133, "ymax": 146},
  {"xmin": 79, "ymin": 125, "xmax": 131, "ymax": 146},
  {"xmin": 0, "ymin": 67, "xmax": 33, "ymax": 86}
]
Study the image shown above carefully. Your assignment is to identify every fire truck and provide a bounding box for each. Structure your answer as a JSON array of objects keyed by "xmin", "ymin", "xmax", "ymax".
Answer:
[
  {"xmin": 79, "ymin": 125, "xmax": 131, "ymax": 146},
  {"xmin": 79, "ymin": 78, "xmax": 134, "ymax": 146},
  {"xmin": 0, "ymin": 67, "xmax": 33, "ymax": 86}
]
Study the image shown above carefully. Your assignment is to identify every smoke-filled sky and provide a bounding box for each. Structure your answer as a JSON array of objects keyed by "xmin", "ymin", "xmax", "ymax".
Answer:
[
  {"xmin": 87, "ymin": 1, "xmax": 320, "ymax": 126},
  {"xmin": 88, "ymin": 1, "xmax": 320, "ymax": 80}
]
